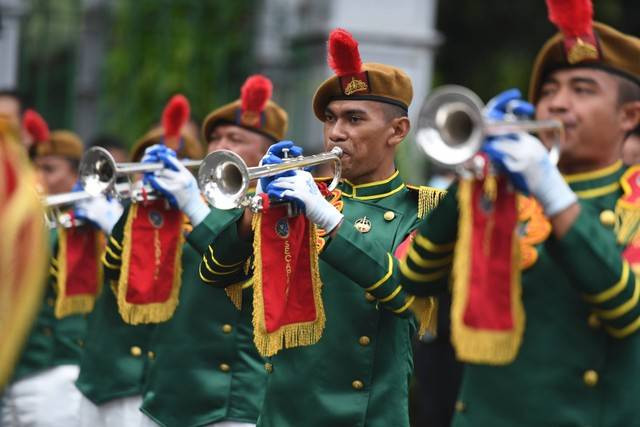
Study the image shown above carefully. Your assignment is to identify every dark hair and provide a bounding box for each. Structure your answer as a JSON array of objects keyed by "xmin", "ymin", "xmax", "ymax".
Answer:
[
  {"xmin": 381, "ymin": 103, "xmax": 408, "ymax": 122},
  {"xmin": 89, "ymin": 134, "xmax": 126, "ymax": 151}
]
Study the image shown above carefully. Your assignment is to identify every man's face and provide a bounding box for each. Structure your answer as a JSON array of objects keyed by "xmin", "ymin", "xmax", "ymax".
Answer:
[
  {"xmin": 535, "ymin": 68, "xmax": 635, "ymax": 171},
  {"xmin": 34, "ymin": 155, "xmax": 78, "ymax": 195},
  {"xmin": 322, "ymin": 100, "xmax": 397, "ymax": 183},
  {"xmin": 207, "ymin": 124, "xmax": 270, "ymax": 167}
]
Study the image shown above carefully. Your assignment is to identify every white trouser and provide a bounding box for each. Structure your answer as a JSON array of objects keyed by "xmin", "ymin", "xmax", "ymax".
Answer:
[
  {"xmin": 78, "ymin": 394, "xmax": 143, "ymax": 427},
  {"xmin": 139, "ymin": 414, "xmax": 255, "ymax": 427},
  {"xmin": 1, "ymin": 365, "xmax": 81, "ymax": 427}
]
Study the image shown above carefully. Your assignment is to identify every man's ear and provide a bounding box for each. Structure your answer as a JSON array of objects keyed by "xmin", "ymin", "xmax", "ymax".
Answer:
[
  {"xmin": 620, "ymin": 101, "xmax": 640, "ymax": 133},
  {"xmin": 387, "ymin": 117, "xmax": 410, "ymax": 147}
]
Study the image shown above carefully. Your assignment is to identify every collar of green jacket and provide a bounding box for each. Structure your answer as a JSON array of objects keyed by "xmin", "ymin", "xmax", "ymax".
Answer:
[
  {"xmin": 340, "ymin": 170, "xmax": 405, "ymax": 200},
  {"xmin": 563, "ymin": 160, "xmax": 625, "ymax": 199}
]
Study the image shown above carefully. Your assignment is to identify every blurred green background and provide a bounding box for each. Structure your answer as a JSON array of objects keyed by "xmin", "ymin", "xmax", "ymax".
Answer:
[{"xmin": 13, "ymin": 0, "xmax": 640, "ymax": 151}]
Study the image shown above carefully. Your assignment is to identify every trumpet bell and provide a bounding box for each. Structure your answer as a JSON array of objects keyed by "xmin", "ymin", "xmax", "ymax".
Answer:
[
  {"xmin": 415, "ymin": 85, "xmax": 485, "ymax": 167},
  {"xmin": 197, "ymin": 150, "xmax": 250, "ymax": 210},
  {"xmin": 79, "ymin": 146, "xmax": 116, "ymax": 196}
]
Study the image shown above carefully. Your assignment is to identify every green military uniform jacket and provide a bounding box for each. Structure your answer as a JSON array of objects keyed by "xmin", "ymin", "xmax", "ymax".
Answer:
[
  {"xmin": 140, "ymin": 208, "xmax": 267, "ymax": 427},
  {"xmin": 200, "ymin": 172, "xmax": 433, "ymax": 427},
  {"xmin": 401, "ymin": 161, "xmax": 640, "ymax": 427},
  {"xmin": 75, "ymin": 204, "xmax": 156, "ymax": 403},
  {"xmin": 11, "ymin": 229, "xmax": 87, "ymax": 382}
]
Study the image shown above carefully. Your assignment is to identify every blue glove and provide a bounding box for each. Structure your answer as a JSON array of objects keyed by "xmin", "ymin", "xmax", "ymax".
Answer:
[
  {"xmin": 258, "ymin": 140, "xmax": 303, "ymax": 192},
  {"xmin": 484, "ymin": 88, "xmax": 535, "ymax": 121},
  {"xmin": 142, "ymin": 144, "xmax": 210, "ymax": 226},
  {"xmin": 482, "ymin": 89, "xmax": 537, "ymax": 193}
]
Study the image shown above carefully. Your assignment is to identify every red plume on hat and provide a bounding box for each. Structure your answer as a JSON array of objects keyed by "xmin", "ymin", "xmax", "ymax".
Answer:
[
  {"xmin": 239, "ymin": 75, "xmax": 273, "ymax": 128},
  {"xmin": 241, "ymin": 75, "xmax": 273, "ymax": 114},
  {"xmin": 328, "ymin": 28, "xmax": 363, "ymax": 77},
  {"xmin": 22, "ymin": 109, "xmax": 49, "ymax": 143},
  {"xmin": 162, "ymin": 94, "xmax": 190, "ymax": 141},
  {"xmin": 545, "ymin": 0, "xmax": 600, "ymax": 63}
]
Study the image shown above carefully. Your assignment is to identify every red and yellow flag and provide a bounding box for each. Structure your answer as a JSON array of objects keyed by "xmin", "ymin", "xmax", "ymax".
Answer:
[
  {"xmin": 117, "ymin": 200, "xmax": 184, "ymax": 324},
  {"xmin": 53, "ymin": 224, "xmax": 104, "ymax": 318},
  {"xmin": 451, "ymin": 174, "xmax": 524, "ymax": 365},
  {"xmin": 252, "ymin": 204, "xmax": 324, "ymax": 357}
]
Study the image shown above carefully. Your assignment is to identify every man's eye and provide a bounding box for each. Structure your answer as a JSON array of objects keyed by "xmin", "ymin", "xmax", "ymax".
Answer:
[
  {"xmin": 325, "ymin": 114, "xmax": 335, "ymax": 122},
  {"xmin": 574, "ymin": 85, "xmax": 594, "ymax": 95},
  {"xmin": 350, "ymin": 115, "xmax": 361, "ymax": 123}
]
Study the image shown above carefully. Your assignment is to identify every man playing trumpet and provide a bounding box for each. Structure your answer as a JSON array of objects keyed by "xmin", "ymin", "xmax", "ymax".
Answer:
[
  {"xmin": 199, "ymin": 29, "xmax": 444, "ymax": 426},
  {"xmin": 399, "ymin": 0, "xmax": 640, "ymax": 425}
]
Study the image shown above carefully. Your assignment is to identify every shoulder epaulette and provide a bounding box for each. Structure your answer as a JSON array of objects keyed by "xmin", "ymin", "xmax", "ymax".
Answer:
[{"xmin": 406, "ymin": 184, "xmax": 447, "ymax": 219}]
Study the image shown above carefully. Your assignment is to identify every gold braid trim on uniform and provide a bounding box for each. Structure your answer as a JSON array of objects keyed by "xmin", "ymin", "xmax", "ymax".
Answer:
[
  {"xmin": 116, "ymin": 204, "xmax": 184, "ymax": 324},
  {"xmin": 53, "ymin": 227, "xmax": 104, "ymax": 319},
  {"xmin": 251, "ymin": 212, "xmax": 325, "ymax": 357},
  {"xmin": 583, "ymin": 261, "xmax": 629, "ymax": 304},
  {"xmin": 416, "ymin": 186, "xmax": 447, "ymax": 219},
  {"xmin": 223, "ymin": 277, "xmax": 254, "ymax": 310},
  {"xmin": 450, "ymin": 179, "xmax": 525, "ymax": 365}
]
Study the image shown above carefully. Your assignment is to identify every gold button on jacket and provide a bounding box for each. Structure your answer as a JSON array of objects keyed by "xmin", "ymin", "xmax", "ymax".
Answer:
[
  {"xmin": 583, "ymin": 370, "xmax": 599, "ymax": 387},
  {"xmin": 351, "ymin": 380, "xmax": 364, "ymax": 390},
  {"xmin": 130, "ymin": 346, "xmax": 142, "ymax": 357}
]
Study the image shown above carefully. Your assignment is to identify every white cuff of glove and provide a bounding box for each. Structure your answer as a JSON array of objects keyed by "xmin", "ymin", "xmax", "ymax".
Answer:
[
  {"xmin": 182, "ymin": 197, "xmax": 210, "ymax": 228},
  {"xmin": 532, "ymin": 165, "xmax": 578, "ymax": 217},
  {"xmin": 307, "ymin": 197, "xmax": 344, "ymax": 233}
]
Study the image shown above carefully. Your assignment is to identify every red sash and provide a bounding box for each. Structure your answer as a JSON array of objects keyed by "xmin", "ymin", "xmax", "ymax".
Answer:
[
  {"xmin": 54, "ymin": 224, "xmax": 104, "ymax": 318},
  {"xmin": 451, "ymin": 174, "xmax": 524, "ymax": 364},
  {"xmin": 117, "ymin": 200, "xmax": 184, "ymax": 324},
  {"xmin": 252, "ymin": 204, "xmax": 324, "ymax": 356}
]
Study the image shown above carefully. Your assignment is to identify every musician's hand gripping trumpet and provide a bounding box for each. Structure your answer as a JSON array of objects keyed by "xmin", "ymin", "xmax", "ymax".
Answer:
[
  {"xmin": 197, "ymin": 146, "xmax": 343, "ymax": 211},
  {"xmin": 414, "ymin": 85, "xmax": 563, "ymax": 172}
]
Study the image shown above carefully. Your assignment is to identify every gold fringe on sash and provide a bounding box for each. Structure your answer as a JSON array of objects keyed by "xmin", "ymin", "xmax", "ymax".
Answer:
[
  {"xmin": 53, "ymin": 227, "xmax": 104, "ymax": 319},
  {"xmin": 450, "ymin": 179, "xmax": 525, "ymax": 365},
  {"xmin": 116, "ymin": 204, "xmax": 184, "ymax": 324},
  {"xmin": 251, "ymin": 212, "xmax": 325, "ymax": 357}
]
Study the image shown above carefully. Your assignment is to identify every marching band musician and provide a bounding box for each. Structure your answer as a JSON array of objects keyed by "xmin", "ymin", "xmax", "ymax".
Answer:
[
  {"xmin": 75, "ymin": 111, "xmax": 204, "ymax": 426},
  {"xmin": 399, "ymin": 0, "xmax": 640, "ymax": 425},
  {"xmin": 199, "ymin": 29, "xmax": 444, "ymax": 426},
  {"xmin": 2, "ymin": 112, "xmax": 90, "ymax": 427},
  {"xmin": 138, "ymin": 75, "xmax": 288, "ymax": 427}
]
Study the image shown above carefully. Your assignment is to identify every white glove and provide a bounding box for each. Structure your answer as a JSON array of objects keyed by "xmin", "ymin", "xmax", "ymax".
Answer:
[
  {"xmin": 146, "ymin": 154, "xmax": 210, "ymax": 227},
  {"xmin": 267, "ymin": 170, "xmax": 343, "ymax": 232},
  {"xmin": 485, "ymin": 132, "xmax": 577, "ymax": 216},
  {"xmin": 75, "ymin": 195, "xmax": 124, "ymax": 235}
]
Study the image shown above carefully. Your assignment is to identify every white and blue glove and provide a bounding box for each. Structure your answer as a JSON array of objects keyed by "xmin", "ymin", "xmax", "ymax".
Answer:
[
  {"xmin": 267, "ymin": 170, "xmax": 343, "ymax": 232},
  {"xmin": 74, "ymin": 194, "xmax": 124, "ymax": 235},
  {"xmin": 482, "ymin": 89, "xmax": 577, "ymax": 216},
  {"xmin": 258, "ymin": 140, "xmax": 304, "ymax": 193},
  {"xmin": 142, "ymin": 144, "xmax": 210, "ymax": 227}
]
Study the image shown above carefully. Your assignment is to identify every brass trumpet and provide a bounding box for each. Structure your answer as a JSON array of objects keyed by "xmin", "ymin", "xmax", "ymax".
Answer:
[
  {"xmin": 79, "ymin": 147, "xmax": 201, "ymax": 197},
  {"xmin": 415, "ymin": 85, "xmax": 563, "ymax": 168},
  {"xmin": 197, "ymin": 147, "xmax": 343, "ymax": 210}
]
